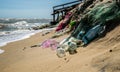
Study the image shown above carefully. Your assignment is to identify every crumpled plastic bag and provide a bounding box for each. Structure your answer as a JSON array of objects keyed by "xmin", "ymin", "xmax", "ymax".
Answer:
[{"xmin": 41, "ymin": 39, "xmax": 59, "ymax": 50}]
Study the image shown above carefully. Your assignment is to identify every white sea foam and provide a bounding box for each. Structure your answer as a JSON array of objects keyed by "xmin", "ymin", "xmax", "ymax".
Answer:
[
  {"xmin": 0, "ymin": 28, "xmax": 55, "ymax": 47},
  {"xmin": 0, "ymin": 30, "xmax": 37, "ymax": 47},
  {"xmin": 0, "ymin": 43, "xmax": 7, "ymax": 47},
  {"xmin": 0, "ymin": 49, "xmax": 4, "ymax": 54}
]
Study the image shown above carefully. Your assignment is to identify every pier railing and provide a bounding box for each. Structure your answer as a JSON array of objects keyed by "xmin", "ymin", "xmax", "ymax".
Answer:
[{"xmin": 51, "ymin": 0, "xmax": 82, "ymax": 25}]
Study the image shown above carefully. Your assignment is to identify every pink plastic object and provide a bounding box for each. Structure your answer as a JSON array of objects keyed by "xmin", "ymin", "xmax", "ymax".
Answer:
[
  {"xmin": 41, "ymin": 39, "xmax": 59, "ymax": 50},
  {"xmin": 55, "ymin": 12, "xmax": 72, "ymax": 32}
]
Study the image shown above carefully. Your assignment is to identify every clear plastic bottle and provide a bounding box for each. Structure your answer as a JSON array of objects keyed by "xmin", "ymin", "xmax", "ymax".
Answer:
[{"xmin": 56, "ymin": 47, "xmax": 66, "ymax": 58}]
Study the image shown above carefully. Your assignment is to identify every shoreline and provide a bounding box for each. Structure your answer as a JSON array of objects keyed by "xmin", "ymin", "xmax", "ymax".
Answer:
[
  {"xmin": 0, "ymin": 28, "xmax": 70, "ymax": 72},
  {"xmin": 0, "ymin": 28, "xmax": 55, "ymax": 48}
]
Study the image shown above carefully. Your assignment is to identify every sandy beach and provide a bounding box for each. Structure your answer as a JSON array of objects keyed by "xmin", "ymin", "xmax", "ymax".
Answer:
[
  {"xmin": 0, "ymin": 25, "xmax": 120, "ymax": 72},
  {"xmin": 0, "ymin": 0, "xmax": 120, "ymax": 72}
]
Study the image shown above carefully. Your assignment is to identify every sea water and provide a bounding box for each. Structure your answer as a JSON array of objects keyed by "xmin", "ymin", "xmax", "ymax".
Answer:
[{"xmin": 0, "ymin": 19, "xmax": 52, "ymax": 49}]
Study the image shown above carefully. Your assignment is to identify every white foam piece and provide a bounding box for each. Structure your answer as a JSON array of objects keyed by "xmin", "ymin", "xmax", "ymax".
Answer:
[{"xmin": 0, "ymin": 49, "xmax": 5, "ymax": 54}]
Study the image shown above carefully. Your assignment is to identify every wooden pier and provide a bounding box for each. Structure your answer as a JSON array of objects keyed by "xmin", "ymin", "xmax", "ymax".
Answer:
[{"xmin": 50, "ymin": 0, "xmax": 82, "ymax": 25}]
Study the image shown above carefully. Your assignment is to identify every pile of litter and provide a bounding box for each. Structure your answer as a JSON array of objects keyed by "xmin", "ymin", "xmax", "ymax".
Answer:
[{"xmin": 50, "ymin": 0, "xmax": 120, "ymax": 58}]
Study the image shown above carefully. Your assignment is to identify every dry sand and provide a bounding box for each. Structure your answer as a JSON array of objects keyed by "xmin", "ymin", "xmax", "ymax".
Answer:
[{"xmin": 0, "ymin": 24, "xmax": 120, "ymax": 72}]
